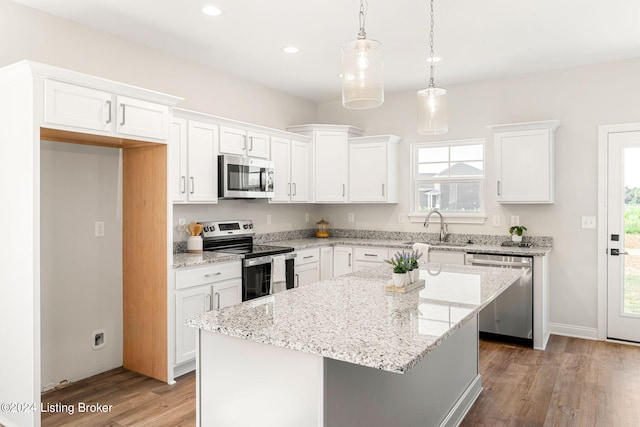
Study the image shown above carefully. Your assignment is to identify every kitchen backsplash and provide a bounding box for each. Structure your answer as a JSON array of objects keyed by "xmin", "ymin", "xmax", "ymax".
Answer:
[{"xmin": 173, "ymin": 229, "xmax": 552, "ymax": 253}]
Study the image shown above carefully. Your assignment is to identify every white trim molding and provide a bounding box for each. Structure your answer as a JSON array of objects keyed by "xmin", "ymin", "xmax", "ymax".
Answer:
[{"xmin": 548, "ymin": 323, "xmax": 599, "ymax": 341}]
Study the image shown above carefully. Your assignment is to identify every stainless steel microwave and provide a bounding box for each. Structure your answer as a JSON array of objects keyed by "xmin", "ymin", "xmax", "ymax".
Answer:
[{"xmin": 218, "ymin": 155, "xmax": 275, "ymax": 199}]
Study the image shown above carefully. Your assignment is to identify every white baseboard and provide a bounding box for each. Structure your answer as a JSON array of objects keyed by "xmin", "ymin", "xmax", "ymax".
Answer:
[{"xmin": 548, "ymin": 322, "xmax": 599, "ymax": 340}]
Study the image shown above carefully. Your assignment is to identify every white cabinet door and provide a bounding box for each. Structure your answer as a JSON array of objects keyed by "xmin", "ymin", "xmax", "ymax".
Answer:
[
  {"xmin": 315, "ymin": 131, "xmax": 348, "ymax": 202},
  {"xmin": 219, "ymin": 126, "xmax": 247, "ymax": 156},
  {"xmin": 175, "ymin": 285, "xmax": 213, "ymax": 364},
  {"xmin": 296, "ymin": 263, "xmax": 320, "ymax": 287},
  {"xmin": 290, "ymin": 140, "xmax": 310, "ymax": 202},
  {"xmin": 186, "ymin": 121, "xmax": 218, "ymax": 203},
  {"xmin": 270, "ymin": 137, "xmax": 291, "ymax": 202},
  {"xmin": 320, "ymin": 246, "xmax": 334, "ymax": 280},
  {"xmin": 428, "ymin": 250, "xmax": 465, "ymax": 265},
  {"xmin": 349, "ymin": 143, "xmax": 387, "ymax": 202},
  {"xmin": 213, "ymin": 279, "xmax": 242, "ymax": 309},
  {"xmin": 246, "ymin": 131, "xmax": 270, "ymax": 159},
  {"xmin": 115, "ymin": 95, "xmax": 169, "ymax": 140},
  {"xmin": 491, "ymin": 120, "xmax": 560, "ymax": 204},
  {"xmin": 170, "ymin": 118, "xmax": 188, "ymax": 202},
  {"xmin": 44, "ymin": 79, "xmax": 112, "ymax": 132},
  {"xmin": 333, "ymin": 246, "xmax": 353, "ymax": 277}
]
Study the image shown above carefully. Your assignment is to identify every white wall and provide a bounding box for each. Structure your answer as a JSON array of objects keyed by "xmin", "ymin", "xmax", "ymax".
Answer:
[
  {"xmin": 40, "ymin": 141, "xmax": 123, "ymax": 390},
  {"xmin": 316, "ymin": 58, "xmax": 640, "ymax": 334}
]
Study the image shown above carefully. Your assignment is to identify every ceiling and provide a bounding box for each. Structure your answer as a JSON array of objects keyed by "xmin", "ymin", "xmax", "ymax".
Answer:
[{"xmin": 12, "ymin": 0, "xmax": 640, "ymax": 102}]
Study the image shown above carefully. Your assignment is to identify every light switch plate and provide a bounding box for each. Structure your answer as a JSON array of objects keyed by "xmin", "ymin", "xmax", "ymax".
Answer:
[
  {"xmin": 581, "ymin": 216, "xmax": 596, "ymax": 229},
  {"xmin": 266, "ymin": 215, "xmax": 272, "ymax": 225},
  {"xmin": 510, "ymin": 215, "xmax": 520, "ymax": 227},
  {"xmin": 492, "ymin": 215, "xmax": 501, "ymax": 227},
  {"xmin": 95, "ymin": 221, "xmax": 105, "ymax": 237},
  {"xmin": 348, "ymin": 213, "xmax": 355, "ymax": 223}
]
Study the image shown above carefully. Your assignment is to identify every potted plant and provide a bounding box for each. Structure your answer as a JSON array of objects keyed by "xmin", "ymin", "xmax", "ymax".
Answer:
[
  {"xmin": 408, "ymin": 250, "xmax": 423, "ymax": 283},
  {"xmin": 386, "ymin": 251, "xmax": 410, "ymax": 287},
  {"xmin": 509, "ymin": 225, "xmax": 527, "ymax": 243}
]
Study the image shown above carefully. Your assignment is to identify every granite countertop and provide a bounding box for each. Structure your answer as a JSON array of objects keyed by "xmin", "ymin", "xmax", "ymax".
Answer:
[
  {"xmin": 268, "ymin": 237, "xmax": 553, "ymax": 257},
  {"xmin": 187, "ymin": 263, "xmax": 522, "ymax": 374},
  {"xmin": 173, "ymin": 251, "xmax": 243, "ymax": 269}
]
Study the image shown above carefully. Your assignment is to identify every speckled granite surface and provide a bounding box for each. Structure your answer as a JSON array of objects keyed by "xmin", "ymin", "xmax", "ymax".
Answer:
[
  {"xmin": 187, "ymin": 263, "xmax": 522, "ymax": 374},
  {"xmin": 173, "ymin": 251, "xmax": 242, "ymax": 269}
]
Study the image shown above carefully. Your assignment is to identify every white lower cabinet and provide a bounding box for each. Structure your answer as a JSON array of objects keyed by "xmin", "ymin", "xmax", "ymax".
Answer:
[
  {"xmin": 174, "ymin": 262, "xmax": 241, "ymax": 367},
  {"xmin": 353, "ymin": 247, "xmax": 390, "ymax": 272},
  {"xmin": 427, "ymin": 250, "xmax": 465, "ymax": 265},
  {"xmin": 333, "ymin": 246, "xmax": 353, "ymax": 277},
  {"xmin": 320, "ymin": 246, "xmax": 333, "ymax": 280},
  {"xmin": 295, "ymin": 248, "xmax": 320, "ymax": 286}
]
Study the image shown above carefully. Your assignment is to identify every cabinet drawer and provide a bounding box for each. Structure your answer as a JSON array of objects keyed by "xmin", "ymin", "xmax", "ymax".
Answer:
[
  {"xmin": 175, "ymin": 262, "xmax": 241, "ymax": 290},
  {"xmin": 295, "ymin": 248, "xmax": 320, "ymax": 266},
  {"xmin": 354, "ymin": 247, "xmax": 389, "ymax": 263}
]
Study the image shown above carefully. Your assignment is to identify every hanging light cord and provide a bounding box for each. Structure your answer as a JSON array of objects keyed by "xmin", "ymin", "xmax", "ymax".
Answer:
[
  {"xmin": 358, "ymin": 0, "xmax": 368, "ymax": 39},
  {"xmin": 428, "ymin": 0, "xmax": 436, "ymax": 88}
]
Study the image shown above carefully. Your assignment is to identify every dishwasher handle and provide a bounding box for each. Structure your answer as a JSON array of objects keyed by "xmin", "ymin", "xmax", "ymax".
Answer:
[{"xmin": 466, "ymin": 257, "xmax": 531, "ymax": 268}]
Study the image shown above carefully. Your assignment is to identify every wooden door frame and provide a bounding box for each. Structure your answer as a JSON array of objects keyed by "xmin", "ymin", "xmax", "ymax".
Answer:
[{"xmin": 597, "ymin": 123, "xmax": 640, "ymax": 342}]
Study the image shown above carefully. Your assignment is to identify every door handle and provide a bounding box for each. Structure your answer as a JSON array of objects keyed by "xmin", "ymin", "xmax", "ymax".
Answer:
[
  {"xmin": 610, "ymin": 249, "xmax": 629, "ymax": 256},
  {"xmin": 215, "ymin": 292, "xmax": 221, "ymax": 309},
  {"xmin": 205, "ymin": 293, "xmax": 212, "ymax": 312},
  {"xmin": 293, "ymin": 182, "xmax": 297, "ymax": 196},
  {"xmin": 119, "ymin": 104, "xmax": 126, "ymax": 126},
  {"xmin": 295, "ymin": 273, "xmax": 299, "ymax": 288},
  {"xmin": 180, "ymin": 176, "xmax": 186, "ymax": 194},
  {"xmin": 105, "ymin": 100, "xmax": 112, "ymax": 124},
  {"xmin": 190, "ymin": 177, "xmax": 195, "ymax": 194},
  {"xmin": 382, "ymin": 184, "xmax": 385, "ymax": 197},
  {"xmin": 348, "ymin": 253, "xmax": 352, "ymax": 267},
  {"xmin": 342, "ymin": 184, "xmax": 345, "ymax": 197},
  {"xmin": 497, "ymin": 180, "xmax": 501, "ymax": 196}
]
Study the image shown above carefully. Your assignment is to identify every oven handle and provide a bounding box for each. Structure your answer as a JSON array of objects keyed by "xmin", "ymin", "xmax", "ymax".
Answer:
[
  {"xmin": 466, "ymin": 258, "xmax": 531, "ymax": 268},
  {"xmin": 243, "ymin": 252, "xmax": 297, "ymax": 267}
]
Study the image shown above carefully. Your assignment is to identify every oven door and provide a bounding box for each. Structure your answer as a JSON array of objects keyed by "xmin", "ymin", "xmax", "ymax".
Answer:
[
  {"xmin": 242, "ymin": 256, "xmax": 295, "ymax": 301},
  {"xmin": 218, "ymin": 155, "xmax": 275, "ymax": 199}
]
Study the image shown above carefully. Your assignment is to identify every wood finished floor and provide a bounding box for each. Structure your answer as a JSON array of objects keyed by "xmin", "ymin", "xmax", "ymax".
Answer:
[{"xmin": 37, "ymin": 335, "xmax": 640, "ymax": 426}]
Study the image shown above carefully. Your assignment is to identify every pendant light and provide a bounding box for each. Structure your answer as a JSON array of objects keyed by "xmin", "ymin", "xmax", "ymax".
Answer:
[
  {"xmin": 341, "ymin": 0, "xmax": 384, "ymax": 109},
  {"xmin": 417, "ymin": 0, "xmax": 448, "ymax": 135}
]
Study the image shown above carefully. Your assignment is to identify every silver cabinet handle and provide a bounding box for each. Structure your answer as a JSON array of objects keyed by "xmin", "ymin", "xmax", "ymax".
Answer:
[
  {"xmin": 215, "ymin": 292, "xmax": 221, "ymax": 309},
  {"xmin": 382, "ymin": 184, "xmax": 385, "ymax": 197},
  {"xmin": 205, "ymin": 293, "xmax": 212, "ymax": 312},
  {"xmin": 119, "ymin": 104, "xmax": 126, "ymax": 126},
  {"xmin": 497, "ymin": 180, "xmax": 501, "ymax": 196},
  {"xmin": 342, "ymin": 184, "xmax": 346, "ymax": 197},
  {"xmin": 249, "ymin": 136, "xmax": 253, "ymax": 152},
  {"xmin": 243, "ymin": 135, "xmax": 247, "ymax": 151},
  {"xmin": 293, "ymin": 182, "xmax": 297, "ymax": 196},
  {"xmin": 348, "ymin": 253, "xmax": 352, "ymax": 267},
  {"xmin": 364, "ymin": 253, "xmax": 377, "ymax": 257},
  {"xmin": 180, "ymin": 176, "xmax": 186, "ymax": 194},
  {"xmin": 106, "ymin": 100, "xmax": 112, "ymax": 124},
  {"xmin": 303, "ymin": 255, "xmax": 314, "ymax": 259},
  {"xmin": 288, "ymin": 183, "xmax": 291, "ymax": 196},
  {"xmin": 295, "ymin": 274, "xmax": 299, "ymax": 288},
  {"xmin": 204, "ymin": 272, "xmax": 222, "ymax": 278},
  {"xmin": 190, "ymin": 177, "xmax": 195, "ymax": 194}
]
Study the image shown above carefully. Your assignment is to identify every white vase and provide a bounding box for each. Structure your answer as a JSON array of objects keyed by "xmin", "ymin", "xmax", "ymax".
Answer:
[
  {"xmin": 512, "ymin": 234, "xmax": 522, "ymax": 243},
  {"xmin": 392, "ymin": 272, "xmax": 406, "ymax": 287},
  {"xmin": 187, "ymin": 235, "xmax": 203, "ymax": 253}
]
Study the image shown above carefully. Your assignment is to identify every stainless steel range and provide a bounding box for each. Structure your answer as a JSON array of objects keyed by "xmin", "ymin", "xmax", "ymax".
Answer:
[{"xmin": 200, "ymin": 220, "xmax": 296, "ymax": 301}]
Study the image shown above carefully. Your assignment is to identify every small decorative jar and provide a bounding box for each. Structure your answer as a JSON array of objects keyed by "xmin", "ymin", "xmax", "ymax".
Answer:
[{"xmin": 316, "ymin": 218, "xmax": 330, "ymax": 238}]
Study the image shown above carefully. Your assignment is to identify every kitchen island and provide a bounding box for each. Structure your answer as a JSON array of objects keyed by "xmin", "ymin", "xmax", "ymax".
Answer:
[{"xmin": 187, "ymin": 264, "xmax": 522, "ymax": 427}]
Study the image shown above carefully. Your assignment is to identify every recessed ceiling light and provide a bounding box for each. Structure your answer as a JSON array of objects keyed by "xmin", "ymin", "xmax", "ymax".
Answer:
[
  {"xmin": 426, "ymin": 56, "xmax": 442, "ymax": 63},
  {"xmin": 282, "ymin": 46, "xmax": 300, "ymax": 54},
  {"xmin": 202, "ymin": 5, "xmax": 222, "ymax": 16}
]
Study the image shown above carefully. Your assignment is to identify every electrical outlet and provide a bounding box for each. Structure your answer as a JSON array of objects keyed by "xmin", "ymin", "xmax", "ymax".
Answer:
[
  {"xmin": 581, "ymin": 216, "xmax": 596, "ymax": 229},
  {"xmin": 510, "ymin": 215, "xmax": 520, "ymax": 227},
  {"xmin": 348, "ymin": 213, "xmax": 355, "ymax": 223},
  {"xmin": 305, "ymin": 213, "xmax": 310, "ymax": 223},
  {"xmin": 95, "ymin": 221, "xmax": 105, "ymax": 237},
  {"xmin": 492, "ymin": 215, "xmax": 501, "ymax": 227},
  {"xmin": 178, "ymin": 218, "xmax": 186, "ymax": 226},
  {"xmin": 267, "ymin": 214, "xmax": 272, "ymax": 225}
]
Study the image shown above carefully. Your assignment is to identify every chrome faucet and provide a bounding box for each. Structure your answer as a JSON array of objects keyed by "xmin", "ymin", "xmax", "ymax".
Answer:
[{"xmin": 423, "ymin": 209, "xmax": 449, "ymax": 242}]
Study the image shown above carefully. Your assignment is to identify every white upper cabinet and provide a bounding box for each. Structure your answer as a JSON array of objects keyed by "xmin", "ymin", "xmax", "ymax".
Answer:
[
  {"xmin": 287, "ymin": 124, "xmax": 364, "ymax": 203},
  {"xmin": 348, "ymin": 135, "xmax": 400, "ymax": 203},
  {"xmin": 489, "ymin": 120, "xmax": 560, "ymax": 204},
  {"xmin": 270, "ymin": 136, "xmax": 311, "ymax": 203},
  {"xmin": 171, "ymin": 111, "xmax": 219, "ymax": 203},
  {"xmin": 44, "ymin": 79, "xmax": 170, "ymax": 141},
  {"xmin": 219, "ymin": 125, "xmax": 270, "ymax": 158}
]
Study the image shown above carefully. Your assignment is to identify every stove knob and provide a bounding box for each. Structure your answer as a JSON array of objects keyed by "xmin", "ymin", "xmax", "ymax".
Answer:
[
  {"xmin": 203, "ymin": 226, "xmax": 209, "ymax": 233},
  {"xmin": 249, "ymin": 224, "xmax": 253, "ymax": 229},
  {"xmin": 243, "ymin": 224, "xmax": 248, "ymax": 229}
]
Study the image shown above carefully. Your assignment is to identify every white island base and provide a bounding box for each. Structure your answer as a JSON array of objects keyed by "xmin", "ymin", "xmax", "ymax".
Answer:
[{"xmin": 197, "ymin": 316, "xmax": 481, "ymax": 427}]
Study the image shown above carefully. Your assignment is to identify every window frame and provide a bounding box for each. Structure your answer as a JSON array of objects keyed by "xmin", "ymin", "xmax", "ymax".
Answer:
[{"xmin": 409, "ymin": 138, "xmax": 487, "ymax": 224}]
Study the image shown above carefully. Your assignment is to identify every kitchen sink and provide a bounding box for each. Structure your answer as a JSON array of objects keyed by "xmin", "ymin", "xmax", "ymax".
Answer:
[{"xmin": 401, "ymin": 241, "xmax": 468, "ymax": 247}]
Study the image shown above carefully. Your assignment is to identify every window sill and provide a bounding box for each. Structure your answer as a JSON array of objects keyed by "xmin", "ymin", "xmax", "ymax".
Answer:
[{"xmin": 408, "ymin": 212, "xmax": 487, "ymax": 225}]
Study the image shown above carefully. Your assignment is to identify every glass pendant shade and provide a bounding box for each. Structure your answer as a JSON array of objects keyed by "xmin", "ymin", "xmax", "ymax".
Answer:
[
  {"xmin": 341, "ymin": 38, "xmax": 384, "ymax": 109},
  {"xmin": 417, "ymin": 87, "xmax": 448, "ymax": 135}
]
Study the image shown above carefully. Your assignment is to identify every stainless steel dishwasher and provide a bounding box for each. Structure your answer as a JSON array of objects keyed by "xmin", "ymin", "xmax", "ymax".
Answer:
[{"xmin": 465, "ymin": 253, "xmax": 533, "ymax": 347}]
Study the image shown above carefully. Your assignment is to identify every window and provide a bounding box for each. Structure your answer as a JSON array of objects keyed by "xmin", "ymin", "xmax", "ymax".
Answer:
[{"xmin": 410, "ymin": 139, "xmax": 485, "ymax": 223}]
